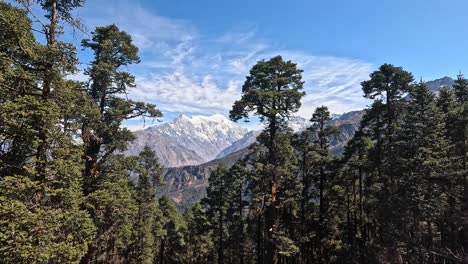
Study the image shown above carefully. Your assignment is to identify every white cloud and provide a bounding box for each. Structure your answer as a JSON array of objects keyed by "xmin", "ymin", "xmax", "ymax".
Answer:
[
  {"xmin": 77, "ymin": 0, "xmax": 374, "ymax": 126},
  {"xmin": 79, "ymin": 0, "xmax": 197, "ymax": 59},
  {"xmin": 132, "ymin": 73, "xmax": 241, "ymax": 114}
]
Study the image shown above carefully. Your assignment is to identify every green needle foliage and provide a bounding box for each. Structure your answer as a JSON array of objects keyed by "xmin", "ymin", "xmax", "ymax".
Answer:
[{"xmin": 2, "ymin": 1, "xmax": 468, "ymax": 262}]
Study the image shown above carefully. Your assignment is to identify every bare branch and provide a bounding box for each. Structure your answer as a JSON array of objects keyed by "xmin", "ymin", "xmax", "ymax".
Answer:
[{"xmin": 15, "ymin": 0, "xmax": 48, "ymax": 31}]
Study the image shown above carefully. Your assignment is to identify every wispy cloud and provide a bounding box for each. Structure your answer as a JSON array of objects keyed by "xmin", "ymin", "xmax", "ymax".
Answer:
[{"xmin": 78, "ymin": 0, "xmax": 373, "ymax": 125}]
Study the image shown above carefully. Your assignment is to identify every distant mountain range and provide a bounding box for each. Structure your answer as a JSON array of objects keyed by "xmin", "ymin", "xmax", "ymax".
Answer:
[
  {"xmin": 126, "ymin": 113, "xmax": 343, "ymax": 168},
  {"xmin": 154, "ymin": 111, "xmax": 364, "ymax": 209},
  {"xmin": 125, "ymin": 114, "xmax": 248, "ymax": 167},
  {"xmin": 425, "ymin": 76, "xmax": 454, "ymax": 93},
  {"xmin": 126, "ymin": 77, "xmax": 455, "ymax": 208}
]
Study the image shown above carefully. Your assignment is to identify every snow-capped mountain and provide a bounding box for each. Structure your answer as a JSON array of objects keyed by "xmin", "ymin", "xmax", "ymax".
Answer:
[
  {"xmin": 126, "ymin": 114, "xmax": 249, "ymax": 167},
  {"xmin": 215, "ymin": 115, "xmax": 342, "ymax": 160},
  {"xmin": 287, "ymin": 116, "xmax": 312, "ymax": 132},
  {"xmin": 287, "ymin": 113, "xmax": 342, "ymax": 132},
  {"xmin": 162, "ymin": 110, "xmax": 365, "ymax": 208}
]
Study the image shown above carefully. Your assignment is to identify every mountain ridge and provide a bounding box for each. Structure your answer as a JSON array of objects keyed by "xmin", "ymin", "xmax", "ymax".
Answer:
[
  {"xmin": 125, "ymin": 114, "xmax": 249, "ymax": 167},
  {"xmin": 161, "ymin": 110, "xmax": 365, "ymax": 209}
]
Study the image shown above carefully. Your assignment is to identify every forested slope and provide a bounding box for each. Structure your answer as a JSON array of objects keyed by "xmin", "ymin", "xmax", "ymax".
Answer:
[{"xmin": 1, "ymin": 1, "xmax": 468, "ymax": 263}]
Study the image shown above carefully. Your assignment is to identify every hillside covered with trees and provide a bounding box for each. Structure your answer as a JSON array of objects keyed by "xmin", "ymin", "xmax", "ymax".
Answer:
[{"xmin": 1, "ymin": 1, "xmax": 468, "ymax": 263}]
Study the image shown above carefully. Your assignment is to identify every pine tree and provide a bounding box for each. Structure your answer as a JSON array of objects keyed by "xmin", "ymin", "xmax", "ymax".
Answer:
[
  {"xmin": 224, "ymin": 162, "xmax": 248, "ymax": 264},
  {"xmin": 81, "ymin": 24, "xmax": 161, "ymax": 192},
  {"xmin": 309, "ymin": 106, "xmax": 339, "ymax": 262},
  {"xmin": 291, "ymin": 129, "xmax": 321, "ymax": 262},
  {"xmin": 230, "ymin": 55, "xmax": 304, "ymax": 264},
  {"xmin": 0, "ymin": 2, "xmax": 95, "ymax": 263},
  {"xmin": 202, "ymin": 167, "xmax": 229, "ymax": 264},
  {"xmin": 79, "ymin": 25, "xmax": 163, "ymax": 263},
  {"xmin": 0, "ymin": 1, "xmax": 43, "ymax": 176},
  {"xmin": 18, "ymin": 0, "xmax": 86, "ymax": 180},
  {"xmin": 157, "ymin": 196, "xmax": 187, "ymax": 264},
  {"xmin": 448, "ymin": 74, "xmax": 468, "ymax": 257},
  {"xmin": 184, "ymin": 202, "xmax": 214, "ymax": 263},
  {"xmin": 361, "ymin": 64, "xmax": 414, "ymax": 184},
  {"xmin": 127, "ymin": 146, "xmax": 163, "ymax": 264},
  {"xmin": 337, "ymin": 130, "xmax": 373, "ymax": 262},
  {"xmin": 202, "ymin": 162, "xmax": 249, "ymax": 264},
  {"xmin": 360, "ymin": 64, "xmax": 414, "ymax": 258},
  {"xmin": 84, "ymin": 155, "xmax": 138, "ymax": 263},
  {"xmin": 395, "ymin": 81, "xmax": 452, "ymax": 261}
]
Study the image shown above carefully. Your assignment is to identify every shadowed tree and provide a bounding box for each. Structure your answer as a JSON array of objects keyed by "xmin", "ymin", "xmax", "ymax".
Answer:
[
  {"xmin": 230, "ymin": 55, "xmax": 305, "ymax": 264},
  {"xmin": 81, "ymin": 24, "xmax": 161, "ymax": 193},
  {"xmin": 0, "ymin": 2, "xmax": 95, "ymax": 263}
]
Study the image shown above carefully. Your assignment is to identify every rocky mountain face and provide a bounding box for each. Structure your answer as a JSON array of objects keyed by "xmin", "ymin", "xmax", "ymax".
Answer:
[
  {"xmin": 328, "ymin": 110, "xmax": 365, "ymax": 155},
  {"xmin": 425, "ymin": 76, "xmax": 454, "ymax": 93},
  {"xmin": 161, "ymin": 147, "xmax": 250, "ymax": 210},
  {"xmin": 126, "ymin": 114, "xmax": 249, "ymax": 167},
  {"xmin": 162, "ymin": 110, "xmax": 365, "ymax": 209}
]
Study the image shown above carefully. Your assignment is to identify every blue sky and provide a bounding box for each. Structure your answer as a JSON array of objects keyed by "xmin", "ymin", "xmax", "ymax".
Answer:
[{"xmin": 24, "ymin": 0, "xmax": 468, "ymax": 130}]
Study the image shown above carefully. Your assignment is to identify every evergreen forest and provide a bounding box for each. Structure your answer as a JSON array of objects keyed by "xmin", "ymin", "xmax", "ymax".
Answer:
[{"xmin": 1, "ymin": 1, "xmax": 468, "ymax": 263}]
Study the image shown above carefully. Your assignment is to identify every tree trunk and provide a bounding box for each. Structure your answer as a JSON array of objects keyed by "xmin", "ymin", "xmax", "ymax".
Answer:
[
  {"xmin": 256, "ymin": 214, "xmax": 263, "ymax": 264},
  {"xmin": 218, "ymin": 207, "xmax": 224, "ymax": 264},
  {"xmin": 159, "ymin": 239, "xmax": 165, "ymax": 264},
  {"xmin": 462, "ymin": 129, "xmax": 468, "ymax": 253},
  {"xmin": 239, "ymin": 182, "xmax": 244, "ymax": 264}
]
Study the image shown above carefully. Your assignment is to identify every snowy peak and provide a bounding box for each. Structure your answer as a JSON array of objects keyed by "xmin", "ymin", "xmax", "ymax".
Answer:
[
  {"xmin": 157, "ymin": 114, "xmax": 247, "ymax": 143},
  {"xmin": 288, "ymin": 116, "xmax": 312, "ymax": 132},
  {"xmin": 126, "ymin": 114, "xmax": 249, "ymax": 167}
]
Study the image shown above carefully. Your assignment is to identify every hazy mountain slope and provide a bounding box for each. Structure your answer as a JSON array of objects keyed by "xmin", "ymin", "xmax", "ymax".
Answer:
[
  {"xmin": 216, "ymin": 130, "xmax": 261, "ymax": 159},
  {"xmin": 161, "ymin": 147, "xmax": 251, "ymax": 210}
]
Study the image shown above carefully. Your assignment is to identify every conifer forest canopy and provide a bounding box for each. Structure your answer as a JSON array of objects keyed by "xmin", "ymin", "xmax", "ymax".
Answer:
[{"xmin": 1, "ymin": 0, "xmax": 468, "ymax": 263}]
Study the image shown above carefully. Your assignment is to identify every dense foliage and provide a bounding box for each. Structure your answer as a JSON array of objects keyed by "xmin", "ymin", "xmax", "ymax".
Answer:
[{"xmin": 1, "ymin": 1, "xmax": 468, "ymax": 263}]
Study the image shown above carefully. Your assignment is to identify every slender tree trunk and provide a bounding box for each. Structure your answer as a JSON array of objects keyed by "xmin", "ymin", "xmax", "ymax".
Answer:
[
  {"xmin": 36, "ymin": 0, "xmax": 57, "ymax": 181},
  {"xmin": 462, "ymin": 129, "xmax": 468, "ymax": 253},
  {"xmin": 256, "ymin": 213, "xmax": 264, "ymax": 264},
  {"xmin": 218, "ymin": 207, "xmax": 224, "ymax": 264},
  {"xmin": 301, "ymin": 146, "xmax": 308, "ymax": 223},
  {"xmin": 239, "ymin": 182, "xmax": 245, "ymax": 264},
  {"xmin": 159, "ymin": 238, "xmax": 165, "ymax": 264},
  {"xmin": 359, "ymin": 165, "xmax": 364, "ymax": 231},
  {"xmin": 265, "ymin": 116, "xmax": 279, "ymax": 264},
  {"xmin": 318, "ymin": 165, "xmax": 326, "ymax": 262}
]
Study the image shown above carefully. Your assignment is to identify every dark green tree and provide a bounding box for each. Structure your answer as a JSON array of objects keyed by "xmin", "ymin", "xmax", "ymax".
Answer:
[
  {"xmin": 447, "ymin": 74, "xmax": 468, "ymax": 256},
  {"xmin": 394, "ymin": 81, "xmax": 452, "ymax": 262},
  {"xmin": 0, "ymin": 2, "xmax": 95, "ymax": 263},
  {"xmin": 224, "ymin": 162, "xmax": 249, "ymax": 264},
  {"xmin": 81, "ymin": 24, "xmax": 161, "ymax": 190},
  {"xmin": 83, "ymin": 155, "xmax": 138, "ymax": 263},
  {"xmin": 336, "ymin": 130, "xmax": 373, "ymax": 262},
  {"xmin": 309, "ymin": 106, "xmax": 339, "ymax": 262},
  {"xmin": 360, "ymin": 64, "xmax": 414, "ymax": 254},
  {"xmin": 184, "ymin": 202, "xmax": 214, "ymax": 263},
  {"xmin": 202, "ymin": 167, "xmax": 229, "ymax": 264},
  {"xmin": 157, "ymin": 196, "xmax": 187, "ymax": 264},
  {"xmin": 127, "ymin": 146, "xmax": 163, "ymax": 264},
  {"xmin": 230, "ymin": 55, "xmax": 304, "ymax": 264}
]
